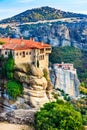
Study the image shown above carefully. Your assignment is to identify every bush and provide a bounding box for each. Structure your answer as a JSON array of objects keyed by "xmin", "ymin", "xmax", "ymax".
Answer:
[
  {"xmin": 6, "ymin": 80, "xmax": 23, "ymax": 99},
  {"xmin": 43, "ymin": 68, "xmax": 48, "ymax": 80},
  {"xmin": 0, "ymin": 41, "xmax": 5, "ymax": 45},
  {"xmin": 80, "ymin": 86, "xmax": 87, "ymax": 95},
  {"xmin": 5, "ymin": 51, "xmax": 14, "ymax": 79},
  {"xmin": 35, "ymin": 100, "xmax": 84, "ymax": 130},
  {"xmin": 70, "ymin": 98, "xmax": 87, "ymax": 126}
]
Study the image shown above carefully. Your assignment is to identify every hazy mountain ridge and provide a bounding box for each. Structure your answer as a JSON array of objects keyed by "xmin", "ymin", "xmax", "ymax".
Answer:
[
  {"xmin": 0, "ymin": 6, "xmax": 87, "ymax": 50},
  {"xmin": 0, "ymin": 6, "xmax": 87, "ymax": 24}
]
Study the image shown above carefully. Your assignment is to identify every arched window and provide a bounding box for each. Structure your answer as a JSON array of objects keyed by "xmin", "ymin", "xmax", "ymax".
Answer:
[{"xmin": 23, "ymin": 51, "xmax": 25, "ymax": 57}]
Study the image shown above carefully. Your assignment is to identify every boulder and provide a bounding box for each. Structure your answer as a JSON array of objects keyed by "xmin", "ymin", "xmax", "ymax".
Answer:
[
  {"xmin": 30, "ymin": 65, "xmax": 43, "ymax": 78},
  {"xmin": 15, "ymin": 63, "xmax": 31, "ymax": 73},
  {"xmin": 14, "ymin": 72, "xmax": 47, "ymax": 90},
  {"xmin": 28, "ymin": 76, "xmax": 47, "ymax": 89},
  {"xmin": 15, "ymin": 63, "xmax": 43, "ymax": 78},
  {"xmin": 14, "ymin": 72, "xmax": 27, "ymax": 83},
  {"xmin": 24, "ymin": 89, "xmax": 46, "ymax": 97},
  {"xmin": 29, "ymin": 94, "xmax": 49, "ymax": 108},
  {"xmin": 0, "ymin": 109, "xmax": 36, "ymax": 124}
]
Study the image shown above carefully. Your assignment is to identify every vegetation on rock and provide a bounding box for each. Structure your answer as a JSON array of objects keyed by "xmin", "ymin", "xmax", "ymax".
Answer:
[
  {"xmin": 0, "ymin": 52, "xmax": 24, "ymax": 99},
  {"xmin": 70, "ymin": 98, "xmax": 87, "ymax": 126},
  {"xmin": 6, "ymin": 80, "xmax": 23, "ymax": 99},
  {"xmin": 5, "ymin": 51, "xmax": 14, "ymax": 79},
  {"xmin": 43, "ymin": 68, "xmax": 49, "ymax": 81},
  {"xmin": 35, "ymin": 99, "xmax": 84, "ymax": 130},
  {"xmin": 80, "ymin": 86, "xmax": 87, "ymax": 95},
  {"xmin": 0, "ymin": 41, "xmax": 5, "ymax": 45}
]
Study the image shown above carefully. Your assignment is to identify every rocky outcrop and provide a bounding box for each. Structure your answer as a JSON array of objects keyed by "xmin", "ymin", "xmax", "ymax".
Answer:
[
  {"xmin": 50, "ymin": 64, "xmax": 80, "ymax": 98},
  {"xmin": 14, "ymin": 63, "xmax": 53, "ymax": 108},
  {"xmin": 0, "ymin": 109, "xmax": 35, "ymax": 125},
  {"xmin": 0, "ymin": 18, "xmax": 87, "ymax": 50}
]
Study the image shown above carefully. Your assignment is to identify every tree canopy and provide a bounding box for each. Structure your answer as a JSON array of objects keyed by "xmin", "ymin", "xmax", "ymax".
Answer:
[
  {"xmin": 6, "ymin": 80, "xmax": 23, "ymax": 99},
  {"xmin": 5, "ymin": 51, "xmax": 14, "ymax": 79},
  {"xmin": 35, "ymin": 100, "xmax": 84, "ymax": 130}
]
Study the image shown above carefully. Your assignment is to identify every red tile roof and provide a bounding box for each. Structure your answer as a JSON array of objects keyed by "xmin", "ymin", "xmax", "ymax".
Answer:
[{"xmin": 0, "ymin": 37, "xmax": 51, "ymax": 50}]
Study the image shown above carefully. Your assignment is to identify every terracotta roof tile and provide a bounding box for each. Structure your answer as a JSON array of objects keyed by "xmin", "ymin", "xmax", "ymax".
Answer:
[{"xmin": 0, "ymin": 38, "xmax": 51, "ymax": 50}]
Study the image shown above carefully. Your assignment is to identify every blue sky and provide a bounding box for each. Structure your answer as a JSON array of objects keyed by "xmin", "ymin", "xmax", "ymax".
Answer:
[{"xmin": 0, "ymin": 0, "xmax": 87, "ymax": 20}]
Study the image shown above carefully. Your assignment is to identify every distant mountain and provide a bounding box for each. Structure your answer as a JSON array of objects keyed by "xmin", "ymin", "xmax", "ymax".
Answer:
[
  {"xmin": 0, "ymin": 6, "xmax": 87, "ymax": 51},
  {"xmin": 0, "ymin": 6, "xmax": 87, "ymax": 24}
]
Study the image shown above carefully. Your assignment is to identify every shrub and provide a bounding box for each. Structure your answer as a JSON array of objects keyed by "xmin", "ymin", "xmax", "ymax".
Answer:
[
  {"xmin": 5, "ymin": 51, "xmax": 14, "ymax": 79},
  {"xmin": 0, "ymin": 41, "xmax": 5, "ymax": 45},
  {"xmin": 6, "ymin": 80, "xmax": 23, "ymax": 99},
  {"xmin": 35, "ymin": 100, "xmax": 84, "ymax": 130},
  {"xmin": 43, "ymin": 68, "xmax": 48, "ymax": 80}
]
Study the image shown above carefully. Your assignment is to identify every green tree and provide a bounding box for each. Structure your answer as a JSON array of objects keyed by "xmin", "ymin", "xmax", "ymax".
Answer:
[
  {"xmin": 0, "ymin": 41, "xmax": 5, "ymax": 45},
  {"xmin": 70, "ymin": 98, "xmax": 87, "ymax": 126},
  {"xmin": 35, "ymin": 100, "xmax": 84, "ymax": 130},
  {"xmin": 0, "ymin": 55, "xmax": 5, "ymax": 78},
  {"xmin": 6, "ymin": 80, "xmax": 23, "ymax": 99},
  {"xmin": 5, "ymin": 51, "xmax": 14, "ymax": 79}
]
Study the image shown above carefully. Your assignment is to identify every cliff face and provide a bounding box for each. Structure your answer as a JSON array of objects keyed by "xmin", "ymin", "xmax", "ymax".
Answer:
[
  {"xmin": 14, "ymin": 63, "xmax": 53, "ymax": 108},
  {"xmin": 0, "ymin": 18, "xmax": 87, "ymax": 50},
  {"xmin": 51, "ymin": 64, "xmax": 80, "ymax": 98}
]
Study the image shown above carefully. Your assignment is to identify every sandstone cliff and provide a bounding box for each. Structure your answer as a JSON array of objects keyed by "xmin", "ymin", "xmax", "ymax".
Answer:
[{"xmin": 14, "ymin": 63, "xmax": 53, "ymax": 108}]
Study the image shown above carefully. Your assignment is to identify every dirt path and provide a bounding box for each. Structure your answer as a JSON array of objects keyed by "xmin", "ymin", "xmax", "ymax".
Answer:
[{"xmin": 0, "ymin": 122, "xmax": 34, "ymax": 130}]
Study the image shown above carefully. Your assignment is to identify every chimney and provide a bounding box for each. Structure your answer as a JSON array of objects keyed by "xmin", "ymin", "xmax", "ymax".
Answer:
[
  {"xmin": 21, "ymin": 36, "xmax": 23, "ymax": 40},
  {"xmin": 30, "ymin": 37, "xmax": 34, "ymax": 41},
  {"xmin": 8, "ymin": 36, "xmax": 11, "ymax": 43},
  {"xmin": 8, "ymin": 36, "xmax": 10, "ymax": 40},
  {"xmin": 20, "ymin": 36, "xmax": 24, "ymax": 41},
  {"xmin": 9, "ymin": 38, "xmax": 12, "ymax": 44},
  {"xmin": 41, "ymin": 42, "xmax": 44, "ymax": 46}
]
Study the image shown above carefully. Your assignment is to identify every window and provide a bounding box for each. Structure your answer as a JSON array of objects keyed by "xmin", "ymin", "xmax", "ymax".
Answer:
[
  {"xmin": 5, "ymin": 51, "xmax": 7, "ymax": 55},
  {"xmin": 26, "ymin": 52, "xmax": 28, "ymax": 55},
  {"xmin": 40, "ymin": 49, "xmax": 44, "ymax": 54},
  {"xmin": 42, "ymin": 55, "xmax": 44, "ymax": 59},
  {"xmin": 46, "ymin": 48, "xmax": 51, "ymax": 51},
  {"xmin": 29, "ymin": 52, "xmax": 31, "ymax": 55},
  {"xmin": 16, "ymin": 53, "xmax": 18, "ymax": 56},
  {"xmin": 33, "ymin": 50, "xmax": 35, "ymax": 52},
  {"xmin": 39, "ymin": 55, "xmax": 44, "ymax": 60},
  {"xmin": 23, "ymin": 51, "xmax": 25, "ymax": 57}
]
